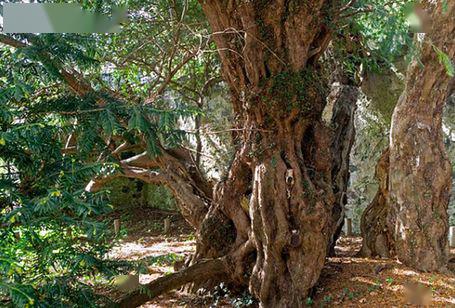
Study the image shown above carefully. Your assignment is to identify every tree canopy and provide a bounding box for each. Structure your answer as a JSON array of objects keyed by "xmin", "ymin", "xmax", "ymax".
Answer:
[{"xmin": 0, "ymin": 0, "xmax": 453, "ymax": 306}]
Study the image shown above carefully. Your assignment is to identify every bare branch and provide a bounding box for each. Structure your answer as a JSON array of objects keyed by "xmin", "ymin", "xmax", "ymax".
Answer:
[
  {"xmin": 122, "ymin": 152, "xmax": 160, "ymax": 169},
  {"xmin": 0, "ymin": 34, "xmax": 28, "ymax": 48},
  {"xmin": 85, "ymin": 162, "xmax": 164, "ymax": 192},
  {"xmin": 144, "ymin": 48, "xmax": 201, "ymax": 104},
  {"xmin": 338, "ymin": 0, "xmax": 358, "ymax": 13}
]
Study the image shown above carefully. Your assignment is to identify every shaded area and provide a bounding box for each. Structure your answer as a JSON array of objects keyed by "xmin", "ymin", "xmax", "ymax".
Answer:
[
  {"xmin": 313, "ymin": 237, "xmax": 455, "ymax": 307},
  {"xmin": 102, "ymin": 209, "xmax": 455, "ymax": 307}
]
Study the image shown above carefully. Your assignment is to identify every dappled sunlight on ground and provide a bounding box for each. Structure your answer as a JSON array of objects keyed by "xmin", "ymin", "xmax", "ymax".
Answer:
[
  {"xmin": 313, "ymin": 237, "xmax": 455, "ymax": 307},
  {"xmin": 109, "ymin": 239, "xmax": 195, "ymax": 261},
  {"xmin": 106, "ymin": 211, "xmax": 455, "ymax": 307}
]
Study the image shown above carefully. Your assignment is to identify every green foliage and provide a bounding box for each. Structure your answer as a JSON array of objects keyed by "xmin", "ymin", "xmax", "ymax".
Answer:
[
  {"xmin": 433, "ymin": 46, "xmax": 455, "ymax": 77},
  {"xmin": 231, "ymin": 292, "xmax": 255, "ymax": 307},
  {"xmin": 143, "ymin": 184, "xmax": 176, "ymax": 210},
  {"xmin": 0, "ymin": 1, "xmax": 209, "ymax": 305},
  {"xmin": 141, "ymin": 253, "xmax": 183, "ymax": 268},
  {"xmin": 323, "ymin": 295, "xmax": 333, "ymax": 304},
  {"xmin": 342, "ymin": 288, "xmax": 356, "ymax": 300},
  {"xmin": 107, "ymin": 178, "xmax": 176, "ymax": 211},
  {"xmin": 339, "ymin": 0, "xmax": 415, "ymax": 74},
  {"xmin": 0, "ymin": 111, "xmax": 117, "ymax": 305}
]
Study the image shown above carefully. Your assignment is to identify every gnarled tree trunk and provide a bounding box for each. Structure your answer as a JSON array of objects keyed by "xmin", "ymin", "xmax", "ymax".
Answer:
[
  {"xmin": 114, "ymin": 1, "xmax": 365, "ymax": 306},
  {"xmin": 359, "ymin": 148, "xmax": 394, "ymax": 258},
  {"xmin": 388, "ymin": 0, "xmax": 454, "ymax": 272},
  {"xmin": 246, "ymin": 104, "xmax": 334, "ymax": 307},
  {"xmin": 195, "ymin": 1, "xmax": 339, "ymax": 305},
  {"xmin": 361, "ymin": 1, "xmax": 454, "ymax": 271},
  {"xmin": 328, "ymin": 82, "xmax": 360, "ymax": 256}
]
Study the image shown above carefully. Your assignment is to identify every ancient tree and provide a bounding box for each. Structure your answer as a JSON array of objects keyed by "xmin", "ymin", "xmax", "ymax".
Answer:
[
  {"xmin": 118, "ymin": 1, "xmax": 358, "ymax": 306},
  {"xmin": 359, "ymin": 148, "xmax": 393, "ymax": 258},
  {"xmin": 361, "ymin": 0, "xmax": 454, "ymax": 271},
  {"xmin": 0, "ymin": 1, "xmax": 365, "ymax": 306}
]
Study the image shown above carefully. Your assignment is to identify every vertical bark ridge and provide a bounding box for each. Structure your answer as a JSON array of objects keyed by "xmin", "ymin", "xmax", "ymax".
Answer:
[
  {"xmin": 388, "ymin": 1, "xmax": 454, "ymax": 271},
  {"xmin": 359, "ymin": 1, "xmax": 454, "ymax": 270},
  {"xmin": 359, "ymin": 148, "xmax": 394, "ymax": 258},
  {"xmin": 193, "ymin": 0, "xmax": 342, "ymax": 305},
  {"xmin": 328, "ymin": 84, "xmax": 360, "ymax": 256},
  {"xmin": 248, "ymin": 121, "xmax": 334, "ymax": 306}
]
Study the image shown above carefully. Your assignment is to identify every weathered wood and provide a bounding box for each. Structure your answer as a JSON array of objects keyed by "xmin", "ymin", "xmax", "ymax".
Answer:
[
  {"xmin": 345, "ymin": 218, "xmax": 353, "ymax": 236},
  {"xmin": 163, "ymin": 218, "xmax": 170, "ymax": 234},
  {"xmin": 117, "ymin": 258, "xmax": 227, "ymax": 308},
  {"xmin": 195, "ymin": 1, "xmax": 341, "ymax": 305},
  {"xmin": 114, "ymin": 219, "xmax": 121, "ymax": 236},
  {"xmin": 450, "ymin": 226, "xmax": 455, "ymax": 248},
  {"xmin": 328, "ymin": 82, "xmax": 360, "ymax": 256},
  {"xmin": 388, "ymin": 1, "xmax": 454, "ymax": 271},
  {"xmin": 359, "ymin": 149, "xmax": 394, "ymax": 258}
]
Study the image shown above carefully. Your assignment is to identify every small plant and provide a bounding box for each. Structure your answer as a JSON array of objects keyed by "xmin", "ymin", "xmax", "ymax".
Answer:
[
  {"xmin": 231, "ymin": 291, "xmax": 255, "ymax": 307},
  {"xmin": 211, "ymin": 282, "xmax": 229, "ymax": 307},
  {"xmin": 385, "ymin": 277, "xmax": 394, "ymax": 285},
  {"xmin": 148, "ymin": 221, "xmax": 162, "ymax": 232},
  {"xmin": 305, "ymin": 297, "xmax": 314, "ymax": 306},
  {"xmin": 186, "ymin": 233, "xmax": 196, "ymax": 241},
  {"xmin": 144, "ymin": 253, "xmax": 183, "ymax": 266},
  {"xmin": 341, "ymin": 288, "xmax": 356, "ymax": 300},
  {"xmin": 428, "ymin": 275, "xmax": 437, "ymax": 292},
  {"xmin": 368, "ymin": 280, "xmax": 382, "ymax": 292},
  {"xmin": 323, "ymin": 295, "xmax": 332, "ymax": 304}
]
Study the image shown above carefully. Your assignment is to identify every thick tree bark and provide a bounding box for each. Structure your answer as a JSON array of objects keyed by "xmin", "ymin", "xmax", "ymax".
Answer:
[
  {"xmin": 388, "ymin": 0, "xmax": 454, "ymax": 272},
  {"xmin": 116, "ymin": 1, "xmax": 363, "ymax": 306},
  {"xmin": 359, "ymin": 149, "xmax": 394, "ymax": 258},
  {"xmin": 193, "ymin": 1, "xmax": 340, "ymax": 306},
  {"xmin": 87, "ymin": 148, "xmax": 212, "ymax": 230},
  {"xmin": 246, "ymin": 113, "xmax": 334, "ymax": 307},
  {"xmin": 361, "ymin": 1, "xmax": 454, "ymax": 271},
  {"xmin": 328, "ymin": 83, "xmax": 359, "ymax": 256}
]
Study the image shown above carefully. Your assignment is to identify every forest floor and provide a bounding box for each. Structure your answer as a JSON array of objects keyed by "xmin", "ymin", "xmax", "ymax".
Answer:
[{"xmin": 108, "ymin": 208, "xmax": 455, "ymax": 307}]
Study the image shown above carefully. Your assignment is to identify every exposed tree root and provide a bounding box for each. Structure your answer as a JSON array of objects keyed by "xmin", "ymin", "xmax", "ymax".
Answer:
[{"xmin": 116, "ymin": 258, "xmax": 227, "ymax": 308}]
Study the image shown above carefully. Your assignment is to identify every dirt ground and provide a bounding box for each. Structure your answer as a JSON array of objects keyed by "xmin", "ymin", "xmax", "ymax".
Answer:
[
  {"xmin": 314, "ymin": 237, "xmax": 455, "ymax": 307},
  {"xmin": 109, "ymin": 209, "xmax": 455, "ymax": 307}
]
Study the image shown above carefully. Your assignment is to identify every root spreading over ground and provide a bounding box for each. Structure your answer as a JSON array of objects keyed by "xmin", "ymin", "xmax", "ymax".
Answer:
[{"xmin": 106, "ymin": 209, "xmax": 455, "ymax": 307}]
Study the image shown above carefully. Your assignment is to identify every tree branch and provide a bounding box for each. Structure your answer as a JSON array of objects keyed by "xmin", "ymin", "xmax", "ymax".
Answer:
[
  {"xmin": 0, "ymin": 34, "xmax": 28, "ymax": 48},
  {"xmin": 121, "ymin": 152, "xmax": 160, "ymax": 169},
  {"xmin": 0, "ymin": 34, "xmax": 108, "ymax": 103},
  {"xmin": 144, "ymin": 49, "xmax": 201, "ymax": 104},
  {"xmin": 85, "ymin": 159, "xmax": 164, "ymax": 193},
  {"xmin": 2, "ymin": 35, "xmax": 214, "ymax": 230},
  {"xmin": 338, "ymin": 0, "xmax": 358, "ymax": 14}
]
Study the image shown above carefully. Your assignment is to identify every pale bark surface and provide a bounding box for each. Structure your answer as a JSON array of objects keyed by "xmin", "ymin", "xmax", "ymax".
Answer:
[
  {"xmin": 328, "ymin": 83, "xmax": 359, "ymax": 256},
  {"xmin": 388, "ymin": 1, "xmax": 454, "ymax": 271},
  {"xmin": 359, "ymin": 149, "xmax": 394, "ymax": 258}
]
